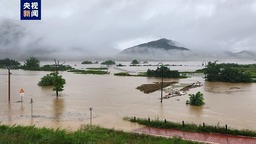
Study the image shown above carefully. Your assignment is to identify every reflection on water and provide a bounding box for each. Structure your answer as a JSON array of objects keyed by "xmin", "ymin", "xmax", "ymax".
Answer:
[
  {"xmin": 1, "ymin": 61, "xmax": 256, "ymax": 131},
  {"xmin": 30, "ymin": 115, "xmax": 34, "ymax": 125},
  {"xmin": 53, "ymin": 98, "xmax": 64, "ymax": 120},
  {"xmin": 204, "ymin": 82, "xmax": 252, "ymax": 94},
  {"xmin": 53, "ymin": 97, "xmax": 65, "ymax": 127},
  {"xmin": 20, "ymin": 102, "xmax": 24, "ymax": 113},
  {"xmin": 8, "ymin": 104, "xmax": 12, "ymax": 123},
  {"xmin": 188, "ymin": 105, "xmax": 203, "ymax": 117},
  {"xmin": 158, "ymin": 103, "xmax": 164, "ymax": 118}
]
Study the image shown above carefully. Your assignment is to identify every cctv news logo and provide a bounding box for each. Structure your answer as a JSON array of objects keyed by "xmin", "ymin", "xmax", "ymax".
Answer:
[{"xmin": 20, "ymin": 0, "xmax": 41, "ymax": 20}]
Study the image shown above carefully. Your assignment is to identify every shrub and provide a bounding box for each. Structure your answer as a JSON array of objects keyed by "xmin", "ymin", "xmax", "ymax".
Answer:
[
  {"xmin": 204, "ymin": 61, "xmax": 252, "ymax": 82},
  {"xmin": 147, "ymin": 66, "xmax": 181, "ymax": 78},
  {"xmin": 38, "ymin": 74, "xmax": 54, "ymax": 86},
  {"xmin": 101, "ymin": 60, "xmax": 115, "ymax": 65},
  {"xmin": 131, "ymin": 59, "xmax": 139, "ymax": 65},
  {"xmin": 81, "ymin": 61, "xmax": 93, "ymax": 64},
  {"xmin": 187, "ymin": 91, "xmax": 205, "ymax": 106}
]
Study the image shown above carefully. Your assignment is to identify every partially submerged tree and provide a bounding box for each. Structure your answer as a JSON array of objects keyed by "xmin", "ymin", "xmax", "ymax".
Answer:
[
  {"xmin": 38, "ymin": 59, "xmax": 66, "ymax": 97},
  {"xmin": 53, "ymin": 59, "xmax": 66, "ymax": 97},
  {"xmin": 204, "ymin": 61, "xmax": 252, "ymax": 83},
  {"xmin": 81, "ymin": 61, "xmax": 93, "ymax": 64},
  {"xmin": 187, "ymin": 91, "xmax": 205, "ymax": 106},
  {"xmin": 38, "ymin": 73, "xmax": 54, "ymax": 86},
  {"xmin": 131, "ymin": 59, "xmax": 139, "ymax": 65},
  {"xmin": 38, "ymin": 72, "xmax": 66, "ymax": 97},
  {"xmin": 101, "ymin": 60, "xmax": 115, "ymax": 65},
  {"xmin": 52, "ymin": 72, "xmax": 66, "ymax": 97}
]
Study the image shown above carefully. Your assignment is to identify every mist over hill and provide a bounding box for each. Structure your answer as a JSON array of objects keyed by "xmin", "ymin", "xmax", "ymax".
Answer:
[
  {"xmin": 118, "ymin": 38, "xmax": 191, "ymax": 60},
  {"xmin": 0, "ymin": 20, "xmax": 117, "ymax": 61},
  {"xmin": 117, "ymin": 38, "xmax": 256, "ymax": 61},
  {"xmin": 0, "ymin": 20, "xmax": 255, "ymax": 61},
  {"xmin": 122, "ymin": 38, "xmax": 189, "ymax": 52}
]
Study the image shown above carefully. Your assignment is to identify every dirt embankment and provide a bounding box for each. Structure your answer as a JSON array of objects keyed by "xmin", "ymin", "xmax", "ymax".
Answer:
[{"xmin": 136, "ymin": 82, "xmax": 177, "ymax": 94}]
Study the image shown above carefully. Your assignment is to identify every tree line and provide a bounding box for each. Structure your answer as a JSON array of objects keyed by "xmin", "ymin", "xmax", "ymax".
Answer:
[
  {"xmin": 0, "ymin": 57, "xmax": 72, "ymax": 71},
  {"xmin": 0, "ymin": 57, "xmax": 67, "ymax": 97},
  {"xmin": 204, "ymin": 61, "xmax": 253, "ymax": 83}
]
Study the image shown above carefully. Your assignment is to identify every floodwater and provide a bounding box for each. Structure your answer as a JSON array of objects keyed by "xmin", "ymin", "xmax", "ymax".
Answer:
[{"xmin": 1, "ymin": 61, "xmax": 256, "ymax": 131}]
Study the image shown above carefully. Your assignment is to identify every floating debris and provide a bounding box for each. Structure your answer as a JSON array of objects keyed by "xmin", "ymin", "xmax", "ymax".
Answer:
[{"xmin": 163, "ymin": 81, "xmax": 203, "ymax": 99}]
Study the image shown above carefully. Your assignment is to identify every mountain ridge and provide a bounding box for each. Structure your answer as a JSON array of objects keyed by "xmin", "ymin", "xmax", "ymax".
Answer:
[
  {"xmin": 121, "ymin": 38, "xmax": 189, "ymax": 53},
  {"xmin": 118, "ymin": 38, "xmax": 256, "ymax": 61}
]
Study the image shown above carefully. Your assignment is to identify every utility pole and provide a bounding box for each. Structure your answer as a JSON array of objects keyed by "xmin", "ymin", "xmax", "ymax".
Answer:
[
  {"xmin": 54, "ymin": 59, "xmax": 65, "ymax": 73},
  {"xmin": 7, "ymin": 67, "xmax": 11, "ymax": 103},
  {"xmin": 158, "ymin": 63, "xmax": 164, "ymax": 103},
  {"xmin": 30, "ymin": 98, "xmax": 34, "ymax": 116},
  {"xmin": 89, "ymin": 107, "xmax": 93, "ymax": 126},
  {"xmin": 161, "ymin": 67, "xmax": 163, "ymax": 103}
]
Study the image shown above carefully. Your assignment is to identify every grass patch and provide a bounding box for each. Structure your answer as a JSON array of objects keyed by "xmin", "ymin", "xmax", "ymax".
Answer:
[
  {"xmin": 69, "ymin": 69, "xmax": 109, "ymax": 75},
  {"xmin": 86, "ymin": 67, "xmax": 108, "ymax": 70},
  {"xmin": 114, "ymin": 72, "xmax": 132, "ymax": 76},
  {"xmin": 114, "ymin": 72, "xmax": 147, "ymax": 77},
  {"xmin": 124, "ymin": 117, "xmax": 256, "ymax": 137},
  {"xmin": 0, "ymin": 125, "xmax": 198, "ymax": 144},
  {"xmin": 180, "ymin": 70, "xmax": 205, "ymax": 75}
]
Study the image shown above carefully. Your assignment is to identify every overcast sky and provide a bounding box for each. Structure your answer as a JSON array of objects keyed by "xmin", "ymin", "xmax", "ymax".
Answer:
[{"xmin": 0, "ymin": 0, "xmax": 256, "ymax": 59}]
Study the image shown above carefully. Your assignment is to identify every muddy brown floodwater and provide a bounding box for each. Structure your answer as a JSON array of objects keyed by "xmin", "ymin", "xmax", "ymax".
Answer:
[{"xmin": 1, "ymin": 61, "xmax": 256, "ymax": 132}]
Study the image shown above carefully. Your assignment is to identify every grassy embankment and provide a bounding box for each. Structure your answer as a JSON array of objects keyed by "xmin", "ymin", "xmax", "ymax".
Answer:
[
  {"xmin": 114, "ymin": 72, "xmax": 146, "ymax": 77},
  {"xmin": 0, "ymin": 125, "xmax": 199, "ymax": 144},
  {"xmin": 114, "ymin": 72, "xmax": 187, "ymax": 78},
  {"xmin": 86, "ymin": 67, "xmax": 108, "ymax": 70},
  {"xmin": 124, "ymin": 117, "xmax": 256, "ymax": 137},
  {"xmin": 69, "ymin": 67, "xmax": 109, "ymax": 75}
]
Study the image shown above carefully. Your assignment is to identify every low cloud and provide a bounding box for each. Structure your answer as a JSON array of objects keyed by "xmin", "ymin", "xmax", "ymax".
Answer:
[{"xmin": 0, "ymin": 0, "xmax": 256, "ymax": 60}]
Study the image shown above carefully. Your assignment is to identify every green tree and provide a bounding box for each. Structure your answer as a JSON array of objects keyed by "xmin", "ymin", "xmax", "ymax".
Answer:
[
  {"xmin": 204, "ymin": 61, "xmax": 252, "ymax": 83},
  {"xmin": 187, "ymin": 91, "xmax": 205, "ymax": 106},
  {"xmin": 204, "ymin": 61, "xmax": 221, "ymax": 81},
  {"xmin": 38, "ymin": 72, "xmax": 66, "ymax": 97},
  {"xmin": 52, "ymin": 73, "xmax": 66, "ymax": 97},
  {"xmin": 219, "ymin": 67, "xmax": 252, "ymax": 82},
  {"xmin": 0, "ymin": 58, "xmax": 20, "ymax": 68},
  {"xmin": 131, "ymin": 59, "xmax": 139, "ymax": 65},
  {"xmin": 38, "ymin": 74, "xmax": 54, "ymax": 86},
  {"xmin": 101, "ymin": 60, "xmax": 115, "ymax": 65},
  {"xmin": 147, "ymin": 66, "xmax": 180, "ymax": 78},
  {"xmin": 24, "ymin": 57, "xmax": 40, "ymax": 70},
  {"xmin": 81, "ymin": 61, "xmax": 93, "ymax": 64}
]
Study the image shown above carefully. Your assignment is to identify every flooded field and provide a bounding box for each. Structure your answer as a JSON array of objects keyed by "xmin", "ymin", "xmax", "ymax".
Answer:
[{"xmin": 1, "ymin": 61, "xmax": 256, "ymax": 131}]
